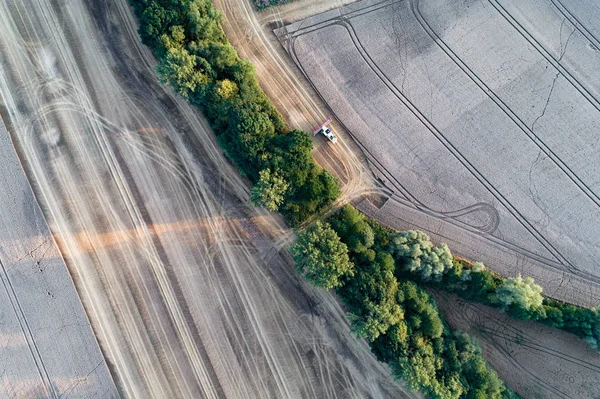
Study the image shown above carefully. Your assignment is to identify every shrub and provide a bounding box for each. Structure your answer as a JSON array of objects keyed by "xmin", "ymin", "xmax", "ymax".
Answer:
[
  {"xmin": 496, "ymin": 274, "xmax": 544, "ymax": 314},
  {"xmin": 250, "ymin": 169, "xmax": 288, "ymax": 211},
  {"xmin": 390, "ymin": 230, "xmax": 453, "ymax": 281}
]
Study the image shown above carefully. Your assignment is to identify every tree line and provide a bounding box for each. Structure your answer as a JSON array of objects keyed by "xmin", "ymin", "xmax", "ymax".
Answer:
[
  {"xmin": 292, "ymin": 206, "xmax": 520, "ymax": 399},
  {"xmin": 292, "ymin": 205, "xmax": 600, "ymax": 395},
  {"xmin": 129, "ymin": 0, "xmax": 340, "ymax": 226},
  {"xmin": 292, "ymin": 205, "xmax": 600, "ymax": 358},
  {"xmin": 387, "ymin": 221, "xmax": 600, "ymax": 351}
]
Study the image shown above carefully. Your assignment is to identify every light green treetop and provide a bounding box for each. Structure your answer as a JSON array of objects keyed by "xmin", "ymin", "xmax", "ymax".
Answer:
[
  {"xmin": 496, "ymin": 274, "xmax": 543, "ymax": 312},
  {"xmin": 250, "ymin": 169, "xmax": 289, "ymax": 212}
]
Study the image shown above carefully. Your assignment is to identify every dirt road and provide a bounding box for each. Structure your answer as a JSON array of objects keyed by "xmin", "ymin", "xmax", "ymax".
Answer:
[{"xmin": 0, "ymin": 0, "xmax": 416, "ymax": 397}]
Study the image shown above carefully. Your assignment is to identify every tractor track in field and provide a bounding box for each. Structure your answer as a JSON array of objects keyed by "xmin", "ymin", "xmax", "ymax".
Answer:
[
  {"xmin": 287, "ymin": 13, "xmax": 578, "ymax": 273},
  {"xmin": 487, "ymin": 0, "xmax": 600, "ymax": 109},
  {"xmin": 410, "ymin": 0, "xmax": 600, "ymax": 214}
]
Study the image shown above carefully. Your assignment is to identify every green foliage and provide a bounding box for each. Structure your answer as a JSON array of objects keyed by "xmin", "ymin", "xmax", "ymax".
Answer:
[
  {"xmin": 387, "ymin": 227, "xmax": 599, "ymax": 353},
  {"xmin": 323, "ymin": 206, "xmax": 514, "ymax": 399},
  {"xmin": 391, "ymin": 230, "xmax": 453, "ymax": 281},
  {"xmin": 250, "ymin": 169, "xmax": 288, "ymax": 211},
  {"xmin": 130, "ymin": 0, "xmax": 339, "ymax": 226},
  {"xmin": 157, "ymin": 45, "xmax": 210, "ymax": 98},
  {"xmin": 532, "ymin": 300, "xmax": 600, "ymax": 351},
  {"xmin": 495, "ymin": 274, "xmax": 544, "ymax": 313},
  {"xmin": 330, "ymin": 205, "xmax": 375, "ymax": 253},
  {"xmin": 341, "ymin": 252, "xmax": 403, "ymax": 341},
  {"xmin": 291, "ymin": 221, "xmax": 354, "ymax": 290},
  {"xmin": 310, "ymin": 205, "xmax": 599, "ymax": 397},
  {"xmin": 253, "ymin": 0, "xmax": 294, "ymax": 11}
]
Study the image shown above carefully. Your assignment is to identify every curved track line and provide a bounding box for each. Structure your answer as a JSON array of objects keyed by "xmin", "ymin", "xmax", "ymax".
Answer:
[
  {"xmin": 411, "ymin": 0, "xmax": 600, "ymax": 211},
  {"xmin": 326, "ymin": 18, "xmax": 576, "ymax": 271},
  {"xmin": 287, "ymin": 29, "xmax": 585, "ymax": 272}
]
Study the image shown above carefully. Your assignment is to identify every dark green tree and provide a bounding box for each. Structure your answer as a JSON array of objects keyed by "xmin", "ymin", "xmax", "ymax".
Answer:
[{"xmin": 291, "ymin": 221, "xmax": 354, "ymax": 290}]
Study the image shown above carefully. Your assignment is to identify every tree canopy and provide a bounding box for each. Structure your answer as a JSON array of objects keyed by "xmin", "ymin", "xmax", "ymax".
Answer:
[
  {"xmin": 496, "ymin": 274, "xmax": 544, "ymax": 313},
  {"xmin": 323, "ymin": 206, "xmax": 515, "ymax": 399},
  {"xmin": 291, "ymin": 221, "xmax": 354, "ymax": 290},
  {"xmin": 130, "ymin": 0, "xmax": 340, "ymax": 226},
  {"xmin": 391, "ymin": 230, "xmax": 453, "ymax": 281},
  {"xmin": 250, "ymin": 169, "xmax": 288, "ymax": 211}
]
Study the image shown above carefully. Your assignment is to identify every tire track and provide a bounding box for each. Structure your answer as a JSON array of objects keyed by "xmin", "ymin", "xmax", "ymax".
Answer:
[
  {"xmin": 455, "ymin": 297, "xmax": 600, "ymax": 373},
  {"xmin": 488, "ymin": 0, "xmax": 600, "ymax": 111},
  {"xmin": 434, "ymin": 291, "xmax": 600, "ymax": 399},
  {"xmin": 288, "ymin": 33, "xmax": 570, "ymax": 273},
  {"xmin": 314, "ymin": 17, "xmax": 576, "ymax": 271},
  {"xmin": 282, "ymin": 2, "xmax": 600, "ymax": 301},
  {"xmin": 550, "ymin": 0, "xmax": 600, "ymax": 51},
  {"xmin": 411, "ymin": 0, "xmax": 600, "ymax": 212},
  {"xmin": 288, "ymin": 29, "xmax": 580, "ymax": 272},
  {"xmin": 286, "ymin": 27, "xmax": 504, "ymax": 236},
  {"xmin": 0, "ymin": 258, "xmax": 56, "ymax": 399}
]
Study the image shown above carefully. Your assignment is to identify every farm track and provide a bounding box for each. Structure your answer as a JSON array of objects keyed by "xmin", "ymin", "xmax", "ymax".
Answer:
[
  {"xmin": 0, "ymin": 0, "xmax": 415, "ymax": 397},
  {"xmin": 215, "ymin": 0, "xmax": 378, "ymax": 202}
]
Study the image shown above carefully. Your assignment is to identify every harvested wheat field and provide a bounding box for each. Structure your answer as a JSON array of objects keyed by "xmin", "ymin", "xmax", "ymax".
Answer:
[{"xmin": 277, "ymin": 0, "xmax": 600, "ymax": 308}]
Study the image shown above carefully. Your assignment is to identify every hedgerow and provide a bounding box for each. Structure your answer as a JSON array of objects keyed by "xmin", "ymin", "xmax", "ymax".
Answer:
[
  {"xmin": 294, "ymin": 205, "xmax": 519, "ymax": 399},
  {"xmin": 128, "ymin": 0, "xmax": 340, "ymax": 226},
  {"xmin": 332, "ymin": 205, "xmax": 600, "ymax": 352}
]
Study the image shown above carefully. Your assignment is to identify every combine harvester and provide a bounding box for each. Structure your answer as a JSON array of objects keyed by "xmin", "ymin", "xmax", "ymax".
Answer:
[{"xmin": 312, "ymin": 117, "xmax": 337, "ymax": 143}]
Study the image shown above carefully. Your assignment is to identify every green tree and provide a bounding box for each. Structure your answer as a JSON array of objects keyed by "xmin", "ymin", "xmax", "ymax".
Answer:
[
  {"xmin": 496, "ymin": 274, "xmax": 543, "ymax": 312},
  {"xmin": 342, "ymin": 252, "xmax": 403, "ymax": 341},
  {"xmin": 250, "ymin": 169, "xmax": 289, "ymax": 211},
  {"xmin": 157, "ymin": 46, "xmax": 209, "ymax": 98},
  {"xmin": 391, "ymin": 231, "xmax": 453, "ymax": 281},
  {"xmin": 291, "ymin": 221, "xmax": 354, "ymax": 290},
  {"xmin": 330, "ymin": 205, "xmax": 375, "ymax": 253}
]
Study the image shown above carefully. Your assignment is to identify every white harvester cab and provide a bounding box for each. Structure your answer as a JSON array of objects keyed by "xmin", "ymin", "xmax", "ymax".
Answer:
[{"xmin": 312, "ymin": 117, "xmax": 337, "ymax": 143}]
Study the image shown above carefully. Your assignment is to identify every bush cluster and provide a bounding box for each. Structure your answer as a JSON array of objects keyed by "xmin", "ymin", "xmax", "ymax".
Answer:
[
  {"xmin": 129, "ymin": 0, "xmax": 340, "ymax": 225},
  {"xmin": 293, "ymin": 206, "xmax": 519, "ymax": 399},
  {"xmin": 332, "ymin": 205, "xmax": 600, "ymax": 352},
  {"xmin": 436, "ymin": 258, "xmax": 600, "ymax": 352},
  {"xmin": 253, "ymin": 0, "xmax": 294, "ymax": 11}
]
